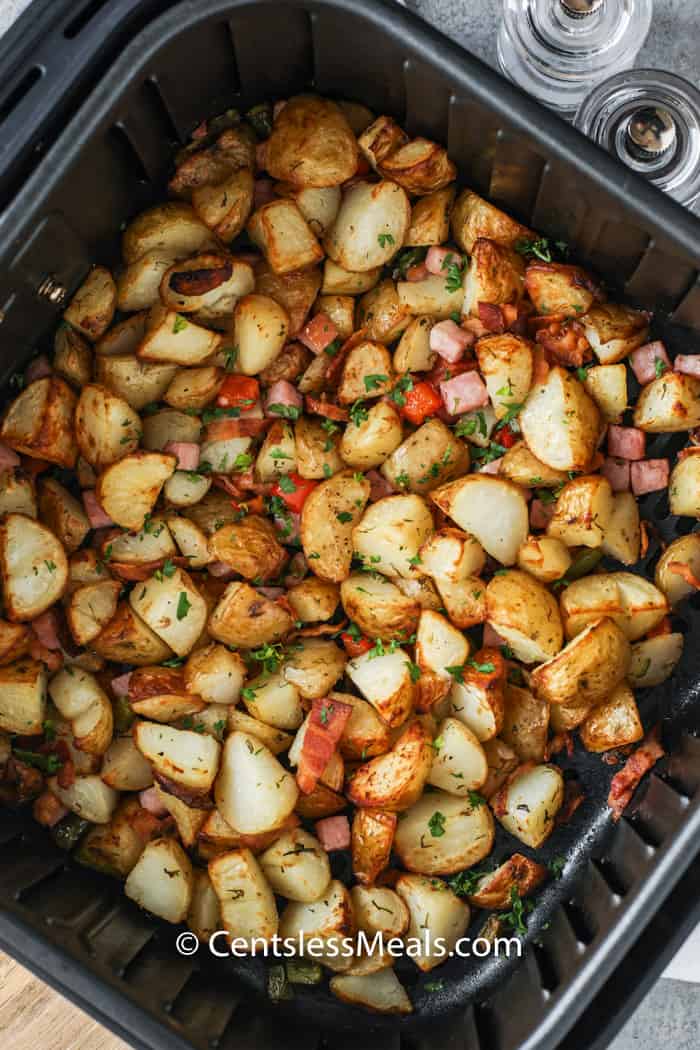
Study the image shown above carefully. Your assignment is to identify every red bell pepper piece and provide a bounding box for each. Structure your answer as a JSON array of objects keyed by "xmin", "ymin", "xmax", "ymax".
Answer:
[
  {"xmin": 216, "ymin": 375, "xmax": 260, "ymax": 410},
  {"xmin": 340, "ymin": 631, "xmax": 373, "ymax": 657},
  {"xmin": 270, "ymin": 472, "xmax": 318, "ymax": 514},
  {"xmin": 492, "ymin": 423, "xmax": 518, "ymax": 448},
  {"xmin": 400, "ymin": 380, "xmax": 443, "ymax": 426}
]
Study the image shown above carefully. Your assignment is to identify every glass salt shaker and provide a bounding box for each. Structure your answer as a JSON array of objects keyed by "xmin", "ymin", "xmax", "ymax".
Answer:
[
  {"xmin": 575, "ymin": 69, "xmax": 700, "ymax": 210},
  {"xmin": 497, "ymin": 0, "xmax": 653, "ymax": 118}
]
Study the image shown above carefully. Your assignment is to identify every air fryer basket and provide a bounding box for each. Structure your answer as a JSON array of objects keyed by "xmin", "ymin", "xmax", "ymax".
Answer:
[{"xmin": 0, "ymin": 2, "xmax": 699, "ymax": 1048}]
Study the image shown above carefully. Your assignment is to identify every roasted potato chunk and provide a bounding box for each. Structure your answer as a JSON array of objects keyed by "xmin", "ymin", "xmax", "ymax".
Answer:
[
  {"xmin": 208, "ymin": 581, "xmax": 293, "ymax": 649},
  {"xmin": 266, "ymin": 96, "xmax": 359, "ymax": 188},
  {"xmin": 451, "ymin": 189, "xmax": 533, "ymax": 255},
  {"xmin": 1, "ymin": 377, "xmax": 77, "ymax": 468},
  {"xmin": 324, "ymin": 181, "xmax": 411, "ymax": 273},
  {"xmin": 64, "ymin": 266, "xmax": 117, "ymax": 341},
  {"xmin": 209, "ymin": 516, "xmax": 287, "ymax": 582},
  {"xmin": 520, "ymin": 366, "xmax": 601, "ymax": 472},
  {"xmin": 530, "ymin": 617, "xmax": 631, "ymax": 706},
  {"xmin": 301, "ymin": 469, "xmax": 370, "ymax": 582}
]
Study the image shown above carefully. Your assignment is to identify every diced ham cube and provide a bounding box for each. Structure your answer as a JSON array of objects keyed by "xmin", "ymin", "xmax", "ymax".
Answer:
[
  {"xmin": 111, "ymin": 672, "xmax": 132, "ymax": 698},
  {"xmin": 430, "ymin": 320, "xmax": 474, "ymax": 364},
  {"xmin": 425, "ymin": 246, "xmax": 463, "ymax": 277},
  {"xmin": 674, "ymin": 354, "xmax": 700, "ymax": 379},
  {"xmin": 208, "ymin": 560, "xmax": 237, "ymax": 579},
  {"xmin": 630, "ymin": 459, "xmax": 669, "ymax": 496},
  {"xmin": 32, "ymin": 609, "xmax": 62, "ymax": 650},
  {"xmin": 315, "ymin": 815, "xmax": 351, "ymax": 852},
  {"xmin": 254, "ymin": 178, "xmax": 276, "ymax": 209},
  {"xmin": 601, "ymin": 457, "xmax": 631, "ymax": 492},
  {"xmin": 0, "ymin": 441, "xmax": 20, "ymax": 470},
  {"xmin": 163, "ymin": 441, "xmax": 200, "ymax": 471},
  {"xmin": 629, "ymin": 341, "xmax": 671, "ymax": 385},
  {"xmin": 479, "ymin": 456, "xmax": 503, "ymax": 475},
  {"xmin": 483, "ymin": 623, "xmax": 506, "ymax": 649},
  {"xmin": 607, "ymin": 425, "xmax": 646, "ymax": 461},
  {"xmin": 139, "ymin": 787, "xmax": 168, "ymax": 817},
  {"xmin": 265, "ymin": 380, "xmax": 303, "ymax": 416},
  {"xmin": 83, "ymin": 490, "xmax": 114, "ymax": 529},
  {"xmin": 366, "ymin": 469, "xmax": 396, "ymax": 502},
  {"xmin": 406, "ymin": 263, "xmax": 430, "ymax": 282},
  {"xmin": 439, "ymin": 370, "xmax": 489, "ymax": 415},
  {"xmin": 530, "ymin": 498, "xmax": 554, "ymax": 529},
  {"xmin": 25, "ymin": 354, "xmax": 52, "ymax": 384},
  {"xmin": 298, "ymin": 313, "xmax": 339, "ymax": 355}
]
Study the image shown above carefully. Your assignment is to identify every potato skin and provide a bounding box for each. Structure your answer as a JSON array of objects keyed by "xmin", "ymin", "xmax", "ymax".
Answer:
[
  {"xmin": 381, "ymin": 419, "xmax": 470, "ymax": 496},
  {"xmin": 1, "ymin": 376, "xmax": 78, "ymax": 468},
  {"xmin": 486, "ymin": 569, "xmax": 563, "ymax": 664},
  {"xmin": 266, "ymin": 96, "xmax": 359, "ymax": 188},
  {"xmin": 468, "ymin": 853, "xmax": 547, "ymax": 909},
  {"xmin": 633, "ymin": 372, "xmax": 700, "ymax": 433},
  {"xmin": 346, "ymin": 721, "xmax": 433, "ymax": 811},
  {"xmin": 351, "ymin": 809, "xmax": 397, "ymax": 886},
  {"xmin": 340, "ymin": 574, "xmax": 420, "ymax": 640},
  {"xmin": 300, "ymin": 470, "xmax": 370, "ymax": 583},
  {"xmin": 530, "ymin": 617, "xmax": 631, "ymax": 707},
  {"xmin": 451, "ymin": 189, "xmax": 533, "ymax": 255},
  {"xmin": 209, "ymin": 516, "xmax": 287, "ymax": 582},
  {"xmin": 208, "ymin": 581, "xmax": 293, "ymax": 649},
  {"xmin": 519, "ymin": 366, "xmax": 601, "ymax": 472}
]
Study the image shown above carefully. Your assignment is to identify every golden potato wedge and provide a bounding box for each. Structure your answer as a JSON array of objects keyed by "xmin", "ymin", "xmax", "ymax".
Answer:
[
  {"xmin": 499, "ymin": 441, "xmax": 569, "ymax": 489},
  {"xmin": 259, "ymin": 827, "xmax": 331, "ymax": 903},
  {"xmin": 582, "ymin": 303, "xmax": 649, "ymax": 364},
  {"xmin": 501, "ymin": 683, "xmax": 549, "ymax": 762},
  {"xmin": 352, "ymin": 493, "xmax": 433, "ymax": 579},
  {"xmin": 481, "ymin": 737, "xmax": 519, "ymax": 799},
  {"xmin": 451, "ymin": 189, "xmax": 533, "ymax": 255},
  {"xmin": 215, "ymin": 730, "xmax": 298, "ymax": 834},
  {"xmin": 517, "ymin": 535, "xmax": 572, "ymax": 583},
  {"xmin": 187, "ymin": 870, "xmax": 221, "ymax": 943},
  {"xmin": 138, "ymin": 305, "xmax": 221, "ymax": 365},
  {"xmin": 492, "ymin": 763, "xmax": 564, "ymax": 848},
  {"xmin": 75, "ymin": 383, "xmax": 142, "ymax": 469},
  {"xmin": 254, "ymin": 263, "xmax": 322, "ymax": 338},
  {"xmin": 357, "ymin": 278, "xmax": 413, "ymax": 342},
  {"xmin": 0, "ymin": 469, "xmax": 36, "ymax": 519},
  {"xmin": 462, "ymin": 238, "xmax": 525, "ymax": 317},
  {"xmin": 486, "ymin": 569, "xmax": 563, "ymax": 663},
  {"xmin": 248, "ymin": 199, "xmax": 323, "ymax": 275},
  {"xmin": 633, "ymin": 371, "xmax": 700, "ymax": 432},
  {"xmin": 468, "ymin": 853, "xmax": 547, "ymax": 909},
  {"xmin": 346, "ymin": 646, "xmax": 415, "ymax": 728},
  {"xmin": 38, "ymin": 478, "xmax": 90, "ymax": 554},
  {"xmin": 129, "ymin": 566, "xmax": 207, "ymax": 657},
  {"xmin": 629, "ymin": 633, "xmax": 684, "ymax": 689},
  {"xmin": 1, "ymin": 376, "xmax": 77, "ymax": 467},
  {"xmin": 351, "ymin": 885, "xmax": 409, "ymax": 940},
  {"xmin": 192, "ymin": 168, "xmax": 255, "ymax": 244},
  {"xmin": 91, "ymin": 601, "xmax": 173, "ymax": 665},
  {"xmin": 547, "ymin": 475, "xmax": 614, "ymax": 549},
  {"xmin": 393, "ymin": 316, "xmax": 436, "ymax": 373},
  {"xmin": 122, "ymin": 202, "xmax": 217, "ymax": 265},
  {"xmin": 448, "ymin": 653, "xmax": 506, "ymax": 741},
  {"xmin": 0, "ymin": 620, "xmax": 31, "ymax": 666},
  {"xmin": 655, "ymin": 533, "xmax": 700, "ymax": 605},
  {"xmin": 279, "ymin": 879, "xmax": 354, "ymax": 972},
  {"xmin": 669, "ymin": 452, "xmax": 700, "ymax": 517},
  {"xmin": 255, "ymin": 420, "xmax": 297, "ymax": 482},
  {"xmin": 394, "ymin": 790, "xmax": 494, "ymax": 875},
  {"xmin": 64, "ymin": 266, "xmax": 116, "ymax": 341},
  {"xmin": 124, "ymin": 839, "xmax": 193, "ymax": 923},
  {"xmin": 281, "ymin": 638, "xmax": 346, "ymax": 700},
  {"xmin": 293, "ymin": 415, "xmax": 343, "ymax": 479},
  {"xmin": 274, "ymin": 184, "xmax": 342, "ymax": 241},
  {"xmin": 50, "ymin": 667, "xmax": 114, "ymax": 755},
  {"xmin": 209, "ymin": 847, "xmax": 279, "ymax": 949},
  {"xmin": 0, "ymin": 659, "xmax": 46, "ymax": 735},
  {"xmin": 312, "ymin": 293, "xmax": 354, "ymax": 340},
  {"xmin": 396, "ymin": 273, "xmax": 465, "ymax": 320},
  {"xmin": 346, "ymin": 720, "xmax": 432, "ymax": 811},
  {"xmin": 227, "ymin": 707, "xmax": 293, "ymax": 755},
  {"xmin": 53, "ymin": 323, "xmax": 92, "ymax": 388},
  {"xmin": 324, "ymin": 180, "xmax": 410, "ymax": 273},
  {"xmin": 232, "ymin": 293, "xmax": 289, "ymax": 375},
  {"xmin": 266, "ymin": 96, "xmax": 358, "ymax": 187},
  {"xmin": 530, "ymin": 616, "xmax": 630, "ymax": 706},
  {"xmin": 208, "ymin": 581, "xmax": 293, "ymax": 649},
  {"xmin": 431, "ymin": 475, "xmax": 528, "ymax": 566},
  {"xmin": 116, "ymin": 251, "xmax": 173, "ymax": 313},
  {"xmin": 287, "ymin": 577, "xmax": 339, "ymax": 623},
  {"xmin": 340, "ymin": 573, "xmax": 419, "ymax": 640},
  {"xmin": 381, "ymin": 419, "xmax": 470, "ymax": 495},
  {"xmin": 163, "ymin": 366, "xmax": 223, "ymax": 412},
  {"xmin": 96, "ymin": 451, "xmax": 176, "ymax": 531},
  {"xmin": 339, "ymin": 400, "xmax": 403, "ymax": 471},
  {"xmin": 404, "ymin": 186, "xmax": 455, "ymax": 246},
  {"xmin": 134, "ymin": 719, "xmax": 220, "ymax": 795},
  {"xmin": 335, "ymin": 693, "xmax": 393, "ymax": 761},
  {"xmin": 525, "ymin": 262, "xmax": 600, "ymax": 316},
  {"xmin": 96, "ymin": 354, "xmax": 178, "ymax": 411},
  {"xmin": 301, "ymin": 469, "xmax": 370, "ymax": 582},
  {"xmin": 427, "ymin": 717, "xmax": 488, "ymax": 795},
  {"xmin": 561, "ymin": 571, "xmax": 668, "ymax": 641},
  {"xmin": 519, "ymin": 366, "xmax": 601, "ymax": 472},
  {"xmin": 582, "ymin": 363, "xmax": 628, "ymax": 423},
  {"xmin": 415, "ymin": 609, "xmax": 469, "ymax": 676},
  {"xmin": 244, "ymin": 673, "xmax": 303, "ymax": 732},
  {"xmin": 209, "ymin": 516, "xmax": 287, "ymax": 582},
  {"xmin": 378, "ymin": 136, "xmax": 456, "ymax": 195},
  {"xmin": 419, "ymin": 528, "xmax": 486, "ymax": 583},
  {"xmin": 49, "ymin": 773, "xmax": 118, "ymax": 825},
  {"xmin": 476, "ymin": 334, "xmax": 533, "ymax": 420},
  {"xmin": 395, "ymin": 873, "xmax": 470, "ymax": 972},
  {"xmin": 579, "ymin": 682, "xmax": 643, "ymax": 753},
  {"xmin": 337, "ymin": 341, "xmax": 394, "ymax": 405},
  {"xmin": 67, "ymin": 579, "xmax": 122, "ymax": 646},
  {"xmin": 142, "ymin": 408, "xmax": 202, "ymax": 452},
  {"xmin": 0, "ymin": 513, "xmax": 67, "ymax": 621},
  {"xmin": 601, "ymin": 492, "xmax": 641, "ymax": 566},
  {"xmin": 321, "ymin": 258, "xmax": 382, "ymax": 296}
]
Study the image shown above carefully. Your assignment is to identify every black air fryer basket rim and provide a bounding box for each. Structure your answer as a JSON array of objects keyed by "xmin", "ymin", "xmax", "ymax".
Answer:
[{"xmin": 0, "ymin": 3, "xmax": 699, "ymax": 1050}]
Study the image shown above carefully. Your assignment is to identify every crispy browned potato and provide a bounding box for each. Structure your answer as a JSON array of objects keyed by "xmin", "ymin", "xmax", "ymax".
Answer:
[
  {"xmin": 1, "ymin": 376, "xmax": 77, "ymax": 468},
  {"xmin": 75, "ymin": 383, "xmax": 142, "ymax": 469},
  {"xmin": 169, "ymin": 126, "xmax": 255, "ymax": 198},
  {"xmin": 377, "ymin": 137, "xmax": 456, "ymax": 195},
  {"xmin": 346, "ymin": 721, "xmax": 433, "ymax": 811},
  {"xmin": 248, "ymin": 200, "xmax": 324, "ymax": 275},
  {"xmin": 468, "ymin": 853, "xmax": 548, "ymax": 908},
  {"xmin": 209, "ymin": 516, "xmax": 287, "ymax": 582},
  {"xmin": 475, "ymin": 334, "xmax": 533, "ymax": 419},
  {"xmin": 266, "ymin": 96, "xmax": 359, "ymax": 188},
  {"xmin": 486, "ymin": 569, "xmax": 563, "ymax": 664},
  {"xmin": 519, "ymin": 366, "xmax": 601, "ymax": 472},
  {"xmin": 579, "ymin": 682, "xmax": 643, "ymax": 753},
  {"xmin": 64, "ymin": 266, "xmax": 117, "ymax": 341},
  {"xmin": 357, "ymin": 279, "xmax": 413, "ymax": 342},
  {"xmin": 582, "ymin": 303, "xmax": 649, "ymax": 364},
  {"xmin": 91, "ymin": 601, "xmax": 173, "ymax": 665},
  {"xmin": 547, "ymin": 474, "xmax": 614, "ymax": 549},
  {"xmin": 633, "ymin": 372, "xmax": 700, "ymax": 433},
  {"xmin": 138, "ymin": 305, "xmax": 221, "ymax": 366},
  {"xmin": 351, "ymin": 809, "xmax": 397, "ymax": 885},
  {"xmin": 0, "ymin": 658, "xmax": 46, "ymax": 735},
  {"xmin": 208, "ymin": 581, "xmax": 293, "ymax": 649},
  {"xmin": 96, "ymin": 452, "xmax": 176, "ymax": 531},
  {"xmin": 53, "ymin": 323, "xmax": 92, "ymax": 388},
  {"xmin": 254, "ymin": 263, "xmax": 322, "ymax": 338},
  {"xmin": 335, "ymin": 692, "xmax": 393, "ymax": 761},
  {"xmin": 340, "ymin": 574, "xmax": 419, "ymax": 640},
  {"xmin": 530, "ymin": 617, "xmax": 630, "ymax": 707},
  {"xmin": 451, "ymin": 189, "xmax": 534, "ymax": 254},
  {"xmin": 0, "ymin": 513, "xmax": 68, "ymax": 622},
  {"xmin": 0, "ymin": 620, "xmax": 30, "ymax": 666},
  {"xmin": 38, "ymin": 478, "xmax": 90, "ymax": 554},
  {"xmin": 381, "ymin": 419, "xmax": 470, "ymax": 495},
  {"xmin": 525, "ymin": 262, "xmax": 601, "ymax": 316},
  {"xmin": 324, "ymin": 182, "xmax": 411, "ymax": 273},
  {"xmin": 301, "ymin": 469, "xmax": 370, "ymax": 582},
  {"xmin": 394, "ymin": 790, "xmax": 495, "ymax": 875},
  {"xmin": 404, "ymin": 187, "xmax": 455, "ymax": 246},
  {"xmin": 501, "ymin": 683, "xmax": 549, "ymax": 762},
  {"xmin": 193, "ymin": 168, "xmax": 255, "ymax": 244},
  {"xmin": 67, "ymin": 579, "xmax": 122, "ymax": 646},
  {"xmin": 287, "ymin": 577, "xmax": 339, "ymax": 623},
  {"xmin": 463, "ymin": 238, "xmax": 525, "ymax": 316}
]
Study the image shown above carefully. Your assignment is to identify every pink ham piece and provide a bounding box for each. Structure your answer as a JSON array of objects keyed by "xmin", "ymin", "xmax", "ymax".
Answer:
[
  {"xmin": 83, "ymin": 490, "xmax": 114, "ymax": 529},
  {"xmin": 315, "ymin": 815, "xmax": 351, "ymax": 852},
  {"xmin": 297, "ymin": 697, "xmax": 353, "ymax": 795},
  {"xmin": 366, "ymin": 469, "xmax": 396, "ymax": 502},
  {"xmin": 479, "ymin": 456, "xmax": 503, "ymax": 475},
  {"xmin": 439, "ymin": 370, "xmax": 489, "ymax": 415},
  {"xmin": 265, "ymin": 380, "xmax": 303, "ymax": 416},
  {"xmin": 629, "ymin": 341, "xmax": 671, "ymax": 385},
  {"xmin": 0, "ymin": 441, "xmax": 20, "ymax": 470},
  {"xmin": 630, "ymin": 459, "xmax": 669, "ymax": 496},
  {"xmin": 111, "ymin": 672, "xmax": 132, "ymax": 698},
  {"xmin": 483, "ymin": 623, "xmax": 506, "ymax": 649},
  {"xmin": 139, "ymin": 787, "xmax": 169, "ymax": 817},
  {"xmin": 530, "ymin": 498, "xmax": 554, "ymax": 530},
  {"xmin": 208, "ymin": 560, "xmax": 237, "ymax": 579},
  {"xmin": 602, "ymin": 457, "xmax": 631, "ymax": 492},
  {"xmin": 674, "ymin": 355, "xmax": 700, "ymax": 379},
  {"xmin": 607, "ymin": 425, "xmax": 646, "ymax": 461},
  {"xmin": 25, "ymin": 355, "xmax": 52, "ymax": 384},
  {"xmin": 163, "ymin": 441, "xmax": 200, "ymax": 471},
  {"xmin": 254, "ymin": 178, "xmax": 276, "ymax": 209},
  {"xmin": 406, "ymin": 263, "xmax": 430, "ymax": 282},
  {"xmin": 425, "ymin": 246, "xmax": 464, "ymax": 277},
  {"xmin": 298, "ymin": 313, "xmax": 339, "ymax": 355},
  {"xmin": 430, "ymin": 320, "xmax": 474, "ymax": 363},
  {"xmin": 257, "ymin": 586, "xmax": 284, "ymax": 601},
  {"xmin": 32, "ymin": 610, "xmax": 62, "ymax": 650}
]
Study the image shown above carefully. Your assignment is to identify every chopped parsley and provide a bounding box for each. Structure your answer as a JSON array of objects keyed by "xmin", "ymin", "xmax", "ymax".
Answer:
[
  {"xmin": 428, "ymin": 811, "xmax": 447, "ymax": 837},
  {"xmin": 377, "ymin": 233, "xmax": 395, "ymax": 249},
  {"xmin": 336, "ymin": 511, "xmax": 353, "ymax": 523},
  {"xmin": 172, "ymin": 313, "xmax": 188, "ymax": 333},
  {"xmin": 514, "ymin": 236, "xmax": 568, "ymax": 262},
  {"xmin": 176, "ymin": 591, "xmax": 192, "ymax": 620},
  {"xmin": 349, "ymin": 400, "xmax": 369, "ymax": 428},
  {"xmin": 405, "ymin": 660, "xmax": 422, "ymax": 683},
  {"xmin": 278, "ymin": 474, "xmax": 297, "ymax": 494},
  {"xmin": 442, "ymin": 252, "xmax": 466, "ymax": 294},
  {"xmin": 267, "ymin": 403, "xmax": 301, "ymax": 421},
  {"xmin": 364, "ymin": 373, "xmax": 389, "ymax": 392}
]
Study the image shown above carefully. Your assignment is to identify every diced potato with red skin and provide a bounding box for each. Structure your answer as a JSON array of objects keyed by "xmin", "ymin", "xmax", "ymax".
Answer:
[{"xmin": 346, "ymin": 721, "xmax": 433, "ymax": 811}]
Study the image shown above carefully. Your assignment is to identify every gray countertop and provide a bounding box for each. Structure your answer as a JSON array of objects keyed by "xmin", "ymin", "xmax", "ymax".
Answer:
[{"xmin": 0, "ymin": 0, "xmax": 698, "ymax": 1047}]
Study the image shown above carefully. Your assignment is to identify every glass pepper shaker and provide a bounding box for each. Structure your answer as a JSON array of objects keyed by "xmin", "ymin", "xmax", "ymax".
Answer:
[
  {"xmin": 497, "ymin": 0, "xmax": 653, "ymax": 118},
  {"xmin": 575, "ymin": 69, "xmax": 700, "ymax": 209}
]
